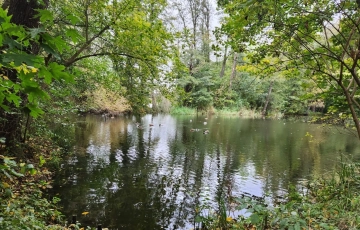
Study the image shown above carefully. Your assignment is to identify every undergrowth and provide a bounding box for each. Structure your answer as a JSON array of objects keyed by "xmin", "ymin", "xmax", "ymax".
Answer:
[{"xmin": 195, "ymin": 161, "xmax": 360, "ymax": 229}]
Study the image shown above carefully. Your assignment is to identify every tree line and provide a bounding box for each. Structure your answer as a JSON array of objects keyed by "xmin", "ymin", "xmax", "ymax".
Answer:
[{"xmin": 1, "ymin": 0, "xmax": 360, "ymax": 159}]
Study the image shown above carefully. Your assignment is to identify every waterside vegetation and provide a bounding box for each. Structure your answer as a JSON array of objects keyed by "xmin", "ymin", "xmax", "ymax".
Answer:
[
  {"xmin": 195, "ymin": 160, "xmax": 360, "ymax": 230},
  {"xmin": 1, "ymin": 0, "xmax": 360, "ymax": 229}
]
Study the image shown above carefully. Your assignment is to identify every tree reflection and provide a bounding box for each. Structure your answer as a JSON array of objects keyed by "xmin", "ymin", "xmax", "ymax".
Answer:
[{"xmin": 50, "ymin": 114, "xmax": 360, "ymax": 229}]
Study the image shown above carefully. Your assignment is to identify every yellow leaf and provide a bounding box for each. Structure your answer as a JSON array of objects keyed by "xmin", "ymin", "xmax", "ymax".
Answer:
[
  {"xmin": 2, "ymin": 182, "xmax": 10, "ymax": 188},
  {"xmin": 82, "ymin": 211, "xmax": 89, "ymax": 216},
  {"xmin": 3, "ymin": 75, "xmax": 9, "ymax": 80}
]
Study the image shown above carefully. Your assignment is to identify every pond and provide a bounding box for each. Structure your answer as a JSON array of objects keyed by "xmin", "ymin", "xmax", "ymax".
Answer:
[{"xmin": 50, "ymin": 114, "xmax": 360, "ymax": 229}]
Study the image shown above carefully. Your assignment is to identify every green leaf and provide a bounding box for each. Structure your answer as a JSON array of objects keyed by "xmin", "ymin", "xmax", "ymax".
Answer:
[
  {"xmin": 0, "ymin": 8, "xmax": 11, "ymax": 23},
  {"xmin": 39, "ymin": 156, "xmax": 46, "ymax": 167},
  {"xmin": 1, "ymin": 53, "xmax": 41, "ymax": 66},
  {"xmin": 4, "ymin": 158, "xmax": 16, "ymax": 167},
  {"xmin": 294, "ymin": 222, "xmax": 301, "ymax": 230},
  {"xmin": 2, "ymin": 170, "xmax": 13, "ymax": 181},
  {"xmin": 2, "ymin": 35, "xmax": 23, "ymax": 50},
  {"xmin": 40, "ymin": 43, "xmax": 60, "ymax": 60},
  {"xmin": 36, "ymin": 9, "xmax": 54, "ymax": 22},
  {"xmin": 52, "ymin": 36, "xmax": 69, "ymax": 53},
  {"xmin": 10, "ymin": 169, "xmax": 24, "ymax": 177},
  {"xmin": 66, "ymin": 28, "xmax": 82, "ymax": 43},
  {"xmin": 271, "ymin": 217, "xmax": 280, "ymax": 226},
  {"xmin": 26, "ymin": 87, "xmax": 49, "ymax": 102},
  {"xmin": 38, "ymin": 66, "xmax": 53, "ymax": 84},
  {"xmin": 4, "ymin": 188, "xmax": 12, "ymax": 197},
  {"xmin": 66, "ymin": 15, "xmax": 81, "ymax": 25},
  {"xmin": 279, "ymin": 218, "xmax": 288, "ymax": 228},
  {"xmin": 319, "ymin": 223, "xmax": 330, "ymax": 228},
  {"xmin": 28, "ymin": 27, "xmax": 46, "ymax": 39},
  {"xmin": 5, "ymin": 93, "xmax": 21, "ymax": 107},
  {"xmin": 19, "ymin": 72, "xmax": 39, "ymax": 88},
  {"xmin": 28, "ymin": 168, "xmax": 37, "ymax": 175},
  {"xmin": 250, "ymin": 213, "xmax": 260, "ymax": 224},
  {"xmin": 0, "ymin": 103, "xmax": 9, "ymax": 111},
  {"xmin": 49, "ymin": 62, "xmax": 73, "ymax": 82},
  {"xmin": 0, "ymin": 165, "xmax": 8, "ymax": 170},
  {"xmin": 41, "ymin": 33, "xmax": 69, "ymax": 53},
  {"xmin": 26, "ymin": 103, "xmax": 44, "ymax": 118},
  {"xmin": 194, "ymin": 215, "xmax": 202, "ymax": 223}
]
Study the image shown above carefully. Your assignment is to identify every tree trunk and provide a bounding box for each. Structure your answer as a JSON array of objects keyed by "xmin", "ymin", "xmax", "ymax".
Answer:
[
  {"xmin": 229, "ymin": 52, "xmax": 238, "ymax": 89},
  {"xmin": 151, "ymin": 91, "xmax": 158, "ymax": 113},
  {"xmin": 201, "ymin": 0, "xmax": 210, "ymax": 62},
  {"xmin": 262, "ymin": 81, "xmax": 274, "ymax": 118},
  {"xmin": 339, "ymin": 81, "xmax": 360, "ymax": 139},
  {"xmin": 4, "ymin": 0, "xmax": 48, "ymax": 27},
  {"xmin": 219, "ymin": 45, "xmax": 228, "ymax": 78}
]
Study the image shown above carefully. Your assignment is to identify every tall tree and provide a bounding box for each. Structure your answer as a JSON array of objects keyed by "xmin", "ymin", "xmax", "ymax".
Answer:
[
  {"xmin": 219, "ymin": 0, "xmax": 360, "ymax": 139},
  {"xmin": 168, "ymin": 0, "xmax": 215, "ymax": 109},
  {"xmin": 0, "ymin": 0, "xmax": 51, "ymax": 151},
  {"xmin": 0, "ymin": 0, "xmax": 172, "ymax": 153},
  {"xmin": 200, "ymin": 0, "xmax": 211, "ymax": 62}
]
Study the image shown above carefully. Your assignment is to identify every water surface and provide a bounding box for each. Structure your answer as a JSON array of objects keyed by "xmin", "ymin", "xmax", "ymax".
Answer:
[{"xmin": 51, "ymin": 114, "xmax": 360, "ymax": 229}]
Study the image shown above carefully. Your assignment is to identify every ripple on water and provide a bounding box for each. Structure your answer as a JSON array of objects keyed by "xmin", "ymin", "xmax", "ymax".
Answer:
[
  {"xmin": 52, "ymin": 114, "xmax": 360, "ymax": 229},
  {"xmin": 232, "ymin": 168, "xmax": 265, "ymax": 199}
]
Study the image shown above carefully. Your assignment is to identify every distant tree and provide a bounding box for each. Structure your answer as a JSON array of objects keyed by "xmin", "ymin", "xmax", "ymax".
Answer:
[{"xmin": 219, "ymin": 0, "xmax": 360, "ymax": 139}]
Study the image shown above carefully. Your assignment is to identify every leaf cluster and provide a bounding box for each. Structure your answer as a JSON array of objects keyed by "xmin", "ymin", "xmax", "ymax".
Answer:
[{"xmin": 0, "ymin": 7, "xmax": 72, "ymax": 118}]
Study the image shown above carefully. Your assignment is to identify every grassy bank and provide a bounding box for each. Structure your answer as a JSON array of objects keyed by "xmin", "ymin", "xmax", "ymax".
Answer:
[
  {"xmin": 170, "ymin": 106, "xmax": 265, "ymax": 118},
  {"xmin": 195, "ymin": 160, "xmax": 360, "ymax": 229},
  {"xmin": 170, "ymin": 106, "xmax": 197, "ymax": 115}
]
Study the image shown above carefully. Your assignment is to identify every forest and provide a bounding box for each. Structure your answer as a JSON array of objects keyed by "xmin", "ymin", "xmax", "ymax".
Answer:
[{"xmin": 1, "ymin": 0, "xmax": 360, "ymax": 229}]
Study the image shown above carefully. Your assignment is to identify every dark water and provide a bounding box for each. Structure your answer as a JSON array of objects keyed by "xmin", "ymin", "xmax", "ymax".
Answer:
[{"xmin": 51, "ymin": 114, "xmax": 360, "ymax": 229}]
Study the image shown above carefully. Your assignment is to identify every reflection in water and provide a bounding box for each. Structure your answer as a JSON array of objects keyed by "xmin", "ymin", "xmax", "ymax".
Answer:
[{"xmin": 51, "ymin": 114, "xmax": 360, "ymax": 229}]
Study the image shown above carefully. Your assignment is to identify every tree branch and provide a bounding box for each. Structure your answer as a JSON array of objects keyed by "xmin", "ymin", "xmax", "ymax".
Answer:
[{"xmin": 63, "ymin": 24, "xmax": 110, "ymax": 67}]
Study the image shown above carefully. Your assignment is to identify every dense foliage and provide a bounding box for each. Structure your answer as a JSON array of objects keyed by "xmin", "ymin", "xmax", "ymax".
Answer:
[
  {"xmin": 217, "ymin": 0, "xmax": 360, "ymax": 137},
  {"xmin": 1, "ymin": 0, "xmax": 360, "ymax": 228},
  {"xmin": 2, "ymin": 0, "xmax": 360, "ymax": 152}
]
